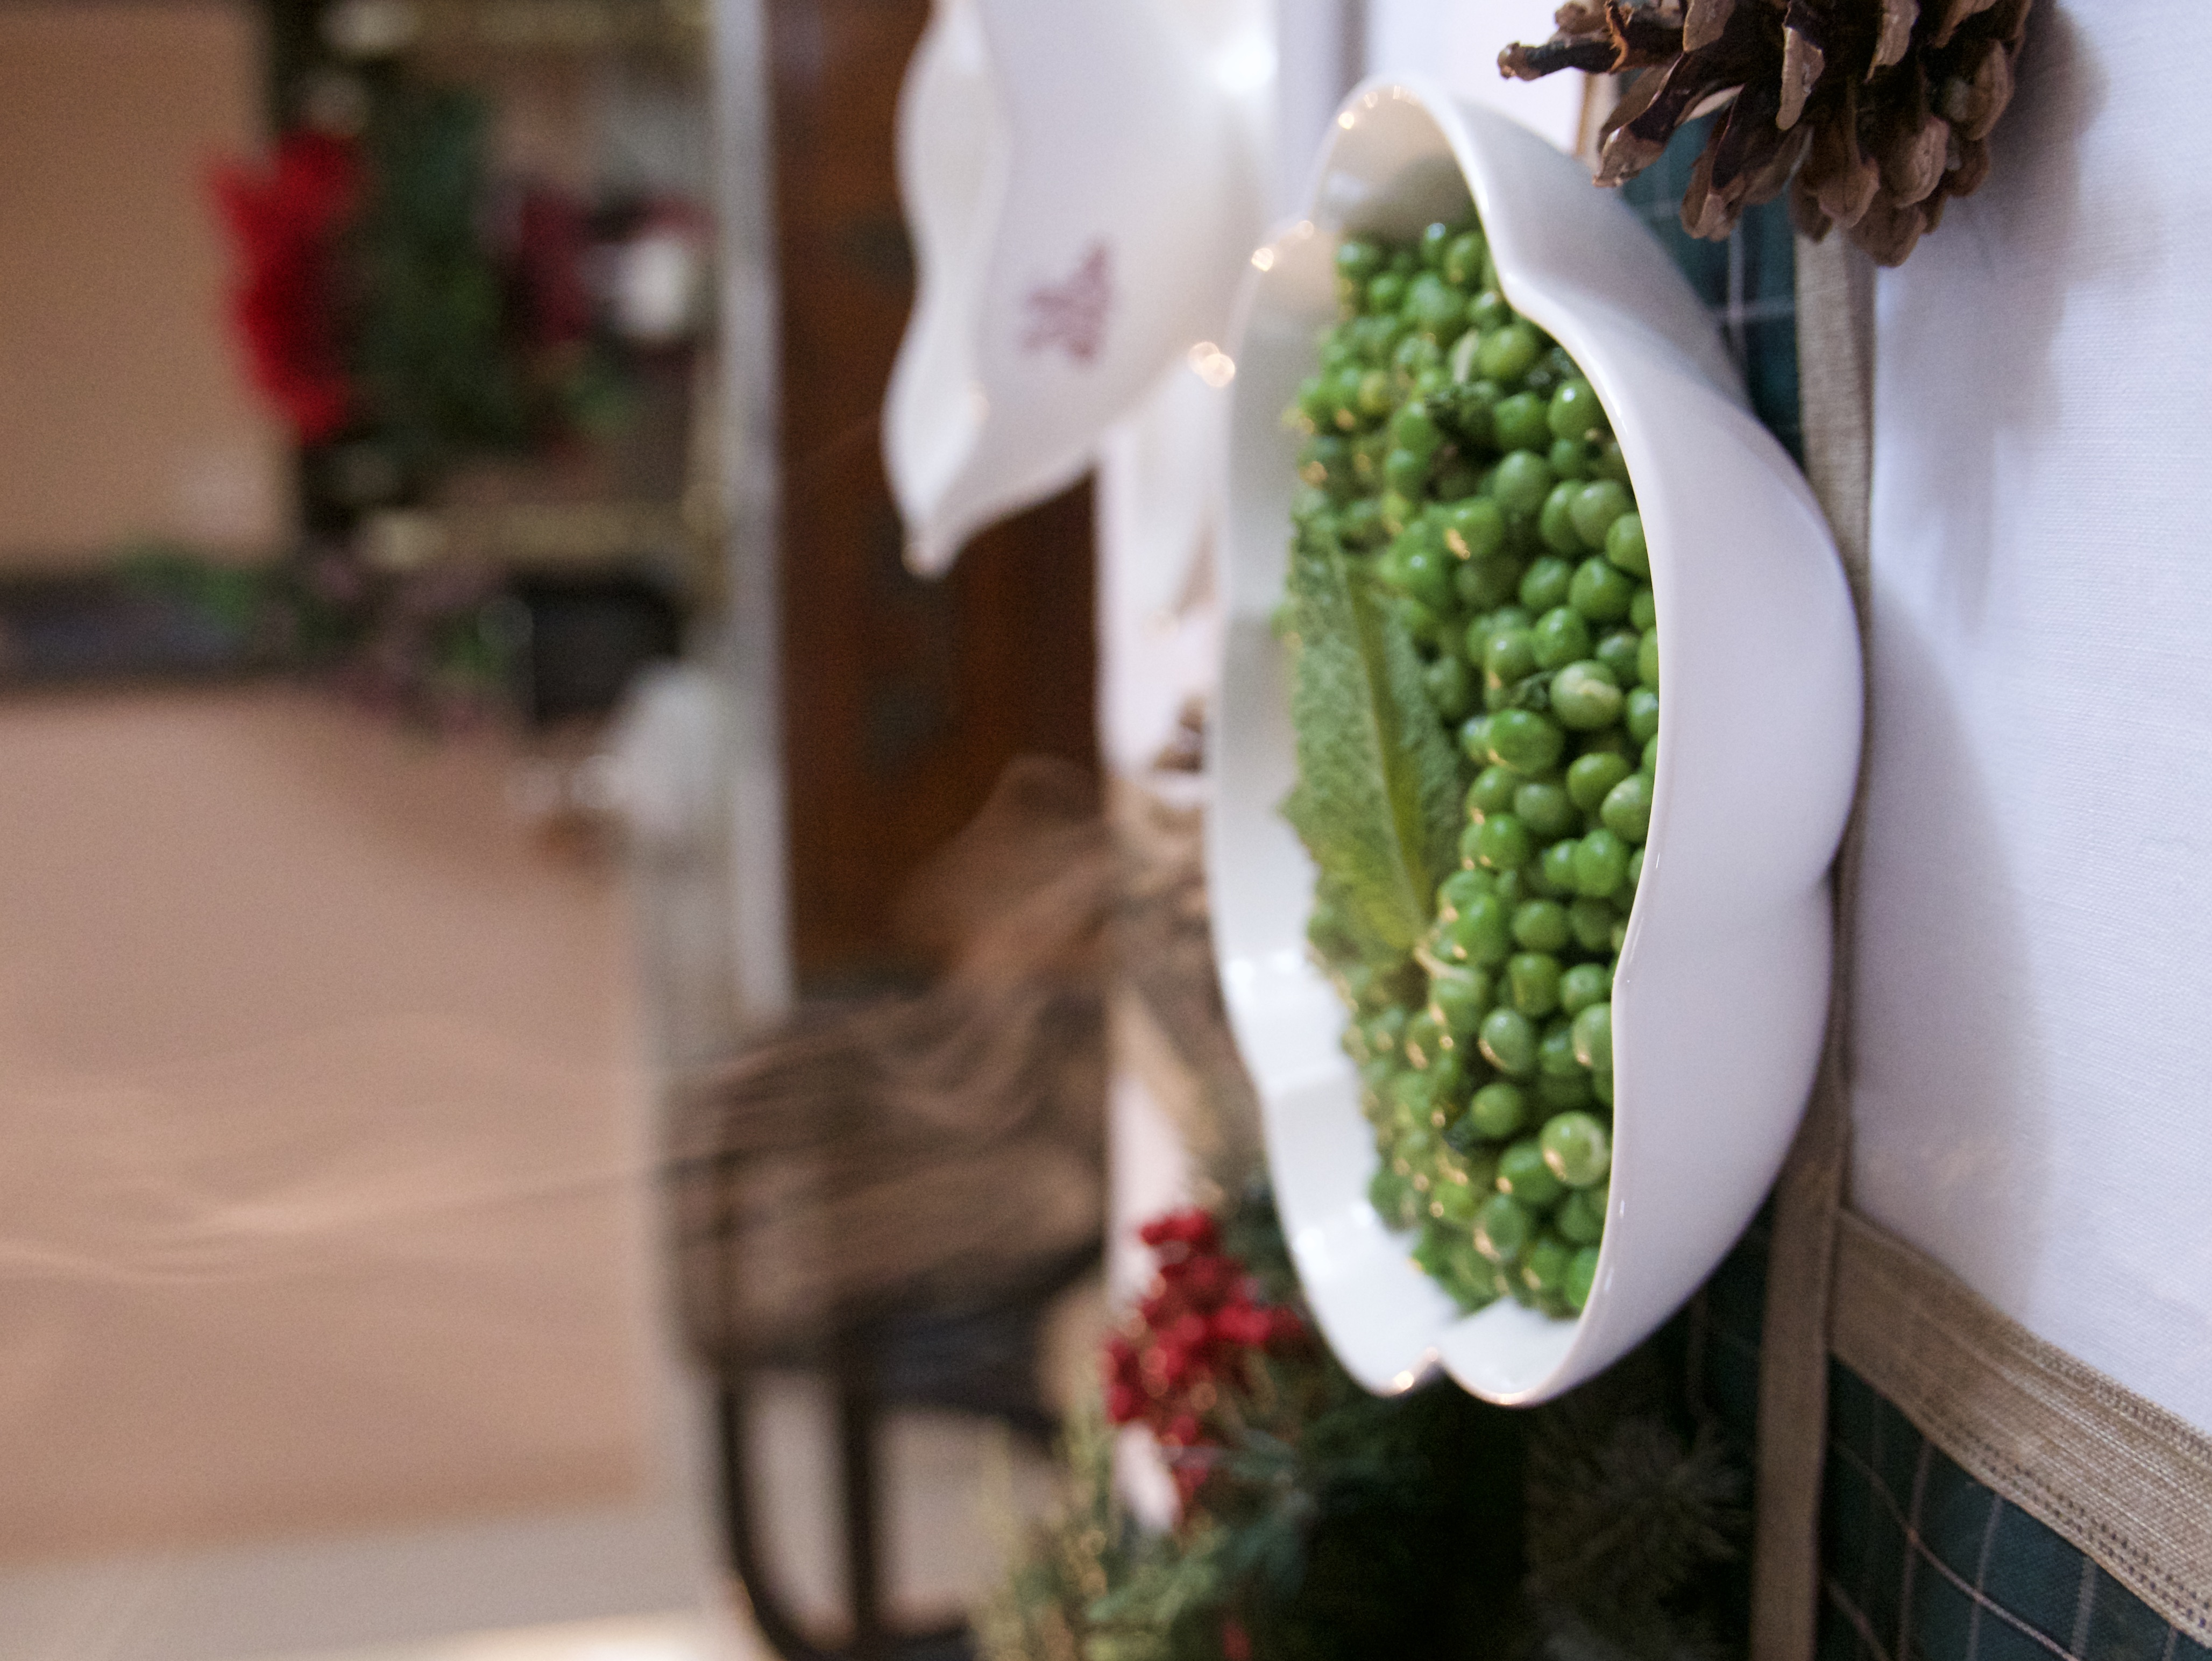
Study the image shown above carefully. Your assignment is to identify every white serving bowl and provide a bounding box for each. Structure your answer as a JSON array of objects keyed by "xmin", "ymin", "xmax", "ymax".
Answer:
[
  {"xmin": 1208, "ymin": 79, "xmax": 1862, "ymax": 1404},
  {"xmin": 884, "ymin": 0, "xmax": 1268, "ymax": 576}
]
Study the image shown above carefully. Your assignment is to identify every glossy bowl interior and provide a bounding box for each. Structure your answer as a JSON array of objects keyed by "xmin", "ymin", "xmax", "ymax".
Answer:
[{"xmin": 1208, "ymin": 80, "xmax": 1862, "ymax": 1404}]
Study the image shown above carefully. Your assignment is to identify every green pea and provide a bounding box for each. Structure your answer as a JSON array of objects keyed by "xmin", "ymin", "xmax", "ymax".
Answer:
[
  {"xmin": 1626, "ymin": 686, "xmax": 1660, "ymax": 745},
  {"xmin": 1469, "ymin": 290, "xmax": 1511, "ymax": 333},
  {"xmin": 1357, "ymin": 367, "xmax": 1395, "ymax": 416},
  {"xmin": 1592, "ymin": 1068, "xmax": 1615, "ymax": 1106},
  {"xmin": 1522, "ymin": 1231, "xmax": 1573, "ymax": 1296},
  {"xmin": 1564, "ymin": 1245, "xmax": 1600, "ymax": 1310},
  {"xmin": 1457, "ymin": 556, "xmax": 1522, "ymax": 611},
  {"xmin": 1606, "ymin": 510, "xmax": 1649, "ymax": 576},
  {"xmin": 1556, "ymin": 1187, "xmax": 1606, "ymax": 1245},
  {"xmin": 1551, "ymin": 661, "xmax": 1625, "ymax": 730},
  {"xmin": 1508, "ymin": 951, "xmax": 1563, "ymax": 1017},
  {"xmin": 1397, "ymin": 325, "xmax": 1444, "ymax": 371},
  {"xmin": 1402, "ymin": 1010, "xmax": 1445, "ymax": 1070},
  {"xmin": 1407, "ymin": 273, "xmax": 1465, "ymax": 337},
  {"xmin": 1592, "ymin": 438, "xmax": 1630, "ymax": 481},
  {"xmin": 1493, "ymin": 391, "xmax": 1550, "ymax": 453},
  {"xmin": 1443, "ymin": 231, "xmax": 1486, "ymax": 287},
  {"xmin": 1367, "ymin": 271, "xmax": 1407, "ymax": 314},
  {"xmin": 1458, "ymin": 819, "xmax": 1486, "ymax": 869},
  {"xmin": 1497, "ymin": 1138, "xmax": 1564, "ymax": 1206},
  {"xmin": 1486, "ymin": 708, "xmax": 1564, "ymax": 775},
  {"xmin": 1572, "ymin": 828, "xmax": 1629, "ymax": 897},
  {"xmin": 1570, "ymin": 480, "xmax": 1635, "ymax": 551},
  {"xmin": 1629, "ymin": 586, "xmax": 1657, "ymax": 631},
  {"xmin": 1437, "ymin": 866, "xmax": 1494, "ymax": 918},
  {"xmin": 1429, "ymin": 964, "xmax": 1490, "ymax": 1034},
  {"xmin": 1520, "ymin": 853, "xmax": 1564, "ymax": 900},
  {"xmin": 1540, "ymin": 839, "xmax": 1581, "ymax": 895},
  {"xmin": 1390, "ymin": 400, "xmax": 1441, "ymax": 457},
  {"xmin": 1336, "ymin": 238, "xmax": 1383, "ymax": 283},
  {"xmin": 1540, "ymin": 1111, "xmax": 1612, "ymax": 1187},
  {"xmin": 1491, "ymin": 450, "xmax": 1554, "ymax": 516},
  {"xmin": 1513, "ymin": 781, "xmax": 1578, "ymax": 840},
  {"xmin": 1537, "ymin": 1017, "xmax": 1583, "ymax": 1080},
  {"xmin": 1428, "ymin": 1049, "xmax": 1471, "ymax": 1105},
  {"xmin": 1473, "ymin": 1191, "xmax": 1533, "ymax": 1264},
  {"xmin": 1625, "ymin": 845, "xmax": 1644, "ymax": 891},
  {"xmin": 1511, "ymin": 898, "xmax": 1571, "ymax": 953},
  {"xmin": 1492, "ymin": 867, "xmax": 1528, "ymax": 906},
  {"xmin": 1518, "ymin": 555, "xmax": 1573, "ymax": 613},
  {"xmin": 1362, "ymin": 1007, "xmax": 1407, "ymax": 1057},
  {"xmin": 1443, "ymin": 496, "xmax": 1505, "ymax": 561},
  {"xmin": 1481, "ymin": 626, "xmax": 1537, "ymax": 689},
  {"xmin": 1594, "ymin": 629, "xmax": 1642, "ymax": 689},
  {"xmin": 1473, "ymin": 813, "xmax": 1532, "ymax": 872},
  {"xmin": 1478, "ymin": 1007, "xmax": 1537, "ymax": 1077},
  {"xmin": 1565, "ymin": 750, "xmax": 1632, "ymax": 812},
  {"xmin": 1642, "ymin": 733, "xmax": 1660, "ymax": 772},
  {"xmin": 1529, "ymin": 606, "xmax": 1591, "ymax": 672},
  {"xmin": 1397, "ymin": 595, "xmax": 1442, "ymax": 643},
  {"xmin": 1469, "ymin": 1080, "xmax": 1526, "ymax": 1139},
  {"xmin": 1442, "ymin": 892, "xmax": 1512, "ymax": 967},
  {"xmin": 1559, "ymin": 962, "xmax": 1611, "ymax": 1016},
  {"xmin": 1466, "ymin": 764, "xmax": 1519, "ymax": 819},
  {"xmin": 1548, "ymin": 377, "xmax": 1605, "ymax": 442},
  {"xmin": 1638, "ymin": 629, "xmax": 1660, "ymax": 688},
  {"xmin": 1537, "ymin": 481, "xmax": 1583, "ymax": 555},
  {"xmin": 1458, "ymin": 714, "xmax": 1493, "ymax": 766},
  {"xmin": 1548, "ymin": 437, "xmax": 1592, "ymax": 480},
  {"xmin": 1341, "ymin": 496, "xmax": 1386, "ymax": 547},
  {"xmin": 1370, "ymin": 1168, "xmax": 1421, "ymax": 1229},
  {"xmin": 1571, "ymin": 1001, "xmax": 1613, "ymax": 1071},
  {"xmin": 1430, "ymin": 1179, "xmax": 1479, "ymax": 1226},
  {"xmin": 1392, "ymin": 1068, "xmax": 1437, "ymax": 1118},
  {"xmin": 1477, "ymin": 321, "xmax": 1542, "ymax": 384},
  {"xmin": 1601, "ymin": 771, "xmax": 1654, "ymax": 843},
  {"xmin": 1570, "ymin": 557, "xmax": 1636, "ymax": 623},
  {"xmin": 1383, "ymin": 446, "xmax": 1428, "ymax": 495},
  {"xmin": 1568, "ymin": 896, "xmax": 1618, "ymax": 953},
  {"xmin": 1424, "ymin": 655, "xmax": 1473, "ymax": 721}
]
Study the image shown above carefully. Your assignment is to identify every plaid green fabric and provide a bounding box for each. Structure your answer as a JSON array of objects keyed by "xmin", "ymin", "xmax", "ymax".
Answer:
[
  {"xmin": 1614, "ymin": 116, "xmax": 1805, "ymax": 462},
  {"xmin": 1819, "ymin": 1361, "xmax": 2210, "ymax": 1661}
]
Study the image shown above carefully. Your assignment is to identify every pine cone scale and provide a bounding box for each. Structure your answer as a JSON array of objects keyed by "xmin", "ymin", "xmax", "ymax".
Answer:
[{"xmin": 1683, "ymin": 0, "xmax": 1738, "ymax": 53}]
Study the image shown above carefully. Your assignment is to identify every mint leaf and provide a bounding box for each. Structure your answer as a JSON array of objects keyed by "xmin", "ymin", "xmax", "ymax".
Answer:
[{"xmin": 1279, "ymin": 528, "xmax": 1463, "ymax": 961}]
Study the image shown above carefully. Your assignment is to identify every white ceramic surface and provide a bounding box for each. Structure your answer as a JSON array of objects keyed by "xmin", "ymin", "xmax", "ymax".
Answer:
[
  {"xmin": 884, "ymin": 0, "xmax": 1270, "ymax": 575},
  {"xmin": 1209, "ymin": 80, "xmax": 1862, "ymax": 1404}
]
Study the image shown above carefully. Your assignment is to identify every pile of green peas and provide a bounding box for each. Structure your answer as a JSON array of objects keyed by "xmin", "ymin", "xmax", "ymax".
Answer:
[{"xmin": 1286, "ymin": 215, "xmax": 1660, "ymax": 1320}]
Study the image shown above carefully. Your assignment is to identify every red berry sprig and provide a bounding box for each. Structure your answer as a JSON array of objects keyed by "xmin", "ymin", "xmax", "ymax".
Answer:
[{"xmin": 1104, "ymin": 1206, "xmax": 1308, "ymax": 1504}]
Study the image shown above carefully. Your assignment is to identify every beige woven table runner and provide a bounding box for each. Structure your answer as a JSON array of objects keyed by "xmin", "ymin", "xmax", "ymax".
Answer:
[{"xmin": 1749, "ymin": 237, "xmax": 2212, "ymax": 1655}]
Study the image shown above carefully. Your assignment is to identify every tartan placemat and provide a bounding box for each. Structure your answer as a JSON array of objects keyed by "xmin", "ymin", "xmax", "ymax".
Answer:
[{"xmin": 1820, "ymin": 1361, "xmax": 2212, "ymax": 1661}]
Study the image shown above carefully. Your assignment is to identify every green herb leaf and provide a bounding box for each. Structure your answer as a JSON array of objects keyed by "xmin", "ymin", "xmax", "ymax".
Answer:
[{"xmin": 1279, "ymin": 527, "xmax": 1463, "ymax": 962}]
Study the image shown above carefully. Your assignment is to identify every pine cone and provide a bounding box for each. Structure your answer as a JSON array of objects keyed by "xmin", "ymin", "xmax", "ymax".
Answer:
[{"xmin": 1501, "ymin": 0, "xmax": 2032, "ymax": 266}]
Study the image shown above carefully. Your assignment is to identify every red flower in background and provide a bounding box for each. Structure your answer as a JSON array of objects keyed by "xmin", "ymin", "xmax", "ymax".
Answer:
[
  {"xmin": 212, "ymin": 131, "xmax": 361, "ymax": 441},
  {"xmin": 1105, "ymin": 1206, "xmax": 1309, "ymax": 1510}
]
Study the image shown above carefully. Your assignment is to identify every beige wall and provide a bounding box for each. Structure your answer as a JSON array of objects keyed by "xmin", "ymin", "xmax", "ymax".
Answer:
[
  {"xmin": 0, "ymin": 1, "xmax": 289, "ymax": 564},
  {"xmin": 0, "ymin": 688, "xmax": 653, "ymax": 1559}
]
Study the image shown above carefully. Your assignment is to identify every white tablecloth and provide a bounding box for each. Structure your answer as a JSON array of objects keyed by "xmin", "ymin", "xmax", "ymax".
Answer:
[{"xmin": 1855, "ymin": 0, "xmax": 2212, "ymax": 1436}]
